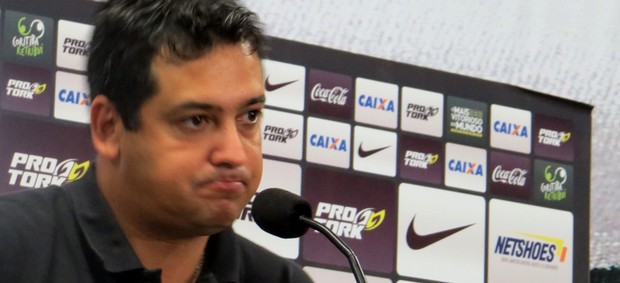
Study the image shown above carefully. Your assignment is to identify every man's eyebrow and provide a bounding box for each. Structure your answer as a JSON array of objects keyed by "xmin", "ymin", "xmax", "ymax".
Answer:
[
  {"xmin": 247, "ymin": 95, "xmax": 266, "ymax": 106},
  {"xmin": 172, "ymin": 102, "xmax": 218, "ymax": 112},
  {"xmin": 171, "ymin": 95, "xmax": 266, "ymax": 113}
]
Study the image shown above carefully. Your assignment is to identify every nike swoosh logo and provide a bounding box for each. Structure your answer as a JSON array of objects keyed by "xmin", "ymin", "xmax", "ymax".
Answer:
[
  {"xmin": 406, "ymin": 215, "xmax": 474, "ymax": 250},
  {"xmin": 358, "ymin": 143, "xmax": 390, "ymax": 158},
  {"xmin": 264, "ymin": 76, "xmax": 298, "ymax": 92}
]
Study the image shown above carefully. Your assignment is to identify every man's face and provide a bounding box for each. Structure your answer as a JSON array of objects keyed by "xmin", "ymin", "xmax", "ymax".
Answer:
[{"xmin": 116, "ymin": 44, "xmax": 264, "ymax": 236}]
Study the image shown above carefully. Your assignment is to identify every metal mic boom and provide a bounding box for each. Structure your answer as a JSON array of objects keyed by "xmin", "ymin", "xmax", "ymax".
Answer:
[{"xmin": 252, "ymin": 188, "xmax": 367, "ymax": 283}]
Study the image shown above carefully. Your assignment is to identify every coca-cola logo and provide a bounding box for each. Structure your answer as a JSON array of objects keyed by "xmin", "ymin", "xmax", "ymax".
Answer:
[
  {"xmin": 492, "ymin": 165, "xmax": 527, "ymax": 187},
  {"xmin": 310, "ymin": 83, "xmax": 349, "ymax": 105}
]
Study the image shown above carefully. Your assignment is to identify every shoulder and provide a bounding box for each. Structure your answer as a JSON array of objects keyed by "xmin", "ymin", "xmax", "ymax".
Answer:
[
  {"xmin": 210, "ymin": 229, "xmax": 314, "ymax": 283},
  {"xmin": 0, "ymin": 187, "xmax": 66, "ymax": 227},
  {"xmin": 0, "ymin": 186, "xmax": 74, "ymax": 245},
  {"xmin": 235, "ymin": 233, "xmax": 313, "ymax": 283},
  {"xmin": 0, "ymin": 187, "xmax": 69, "ymax": 275}
]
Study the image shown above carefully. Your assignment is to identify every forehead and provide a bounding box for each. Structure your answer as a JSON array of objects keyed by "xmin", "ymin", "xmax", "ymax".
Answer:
[{"xmin": 148, "ymin": 44, "xmax": 264, "ymax": 105}]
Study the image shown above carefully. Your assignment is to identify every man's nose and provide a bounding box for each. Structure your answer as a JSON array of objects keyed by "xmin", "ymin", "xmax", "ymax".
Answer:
[{"xmin": 209, "ymin": 120, "xmax": 248, "ymax": 168}]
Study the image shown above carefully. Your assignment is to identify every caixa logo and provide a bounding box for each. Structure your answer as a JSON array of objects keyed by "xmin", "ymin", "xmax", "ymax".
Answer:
[
  {"xmin": 58, "ymin": 89, "xmax": 90, "ymax": 105},
  {"xmin": 309, "ymin": 134, "xmax": 348, "ymax": 152},
  {"xmin": 448, "ymin": 159, "xmax": 484, "ymax": 176},
  {"xmin": 7, "ymin": 152, "xmax": 90, "ymax": 189},
  {"xmin": 493, "ymin": 121, "xmax": 529, "ymax": 138},
  {"xmin": 358, "ymin": 94, "xmax": 395, "ymax": 112}
]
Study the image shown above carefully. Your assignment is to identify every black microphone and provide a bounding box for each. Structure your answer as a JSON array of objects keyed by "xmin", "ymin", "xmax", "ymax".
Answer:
[
  {"xmin": 251, "ymin": 188, "xmax": 367, "ymax": 283},
  {"xmin": 251, "ymin": 187, "xmax": 312, "ymax": 238}
]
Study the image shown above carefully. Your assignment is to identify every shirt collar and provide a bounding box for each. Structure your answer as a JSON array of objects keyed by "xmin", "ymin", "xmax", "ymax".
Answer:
[
  {"xmin": 63, "ymin": 164, "xmax": 144, "ymax": 273},
  {"xmin": 201, "ymin": 228, "xmax": 241, "ymax": 283}
]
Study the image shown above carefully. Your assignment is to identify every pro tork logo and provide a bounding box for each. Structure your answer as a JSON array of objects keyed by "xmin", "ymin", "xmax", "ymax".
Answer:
[{"xmin": 7, "ymin": 152, "xmax": 90, "ymax": 189}]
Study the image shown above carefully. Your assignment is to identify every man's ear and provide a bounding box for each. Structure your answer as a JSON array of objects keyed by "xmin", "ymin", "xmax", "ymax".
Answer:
[{"xmin": 90, "ymin": 95, "xmax": 123, "ymax": 160}]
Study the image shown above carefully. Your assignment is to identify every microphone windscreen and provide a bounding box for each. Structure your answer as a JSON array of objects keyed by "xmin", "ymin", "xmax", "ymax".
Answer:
[{"xmin": 251, "ymin": 188, "xmax": 312, "ymax": 238}]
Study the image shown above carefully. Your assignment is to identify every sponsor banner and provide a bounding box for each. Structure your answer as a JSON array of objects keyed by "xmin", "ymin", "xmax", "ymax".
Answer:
[
  {"xmin": 307, "ymin": 68, "xmax": 353, "ymax": 120},
  {"xmin": 397, "ymin": 183, "xmax": 485, "ymax": 282},
  {"xmin": 490, "ymin": 104, "xmax": 532, "ymax": 154},
  {"xmin": 305, "ymin": 116, "xmax": 350, "ymax": 168},
  {"xmin": 534, "ymin": 159, "xmax": 574, "ymax": 208},
  {"xmin": 261, "ymin": 108, "xmax": 303, "ymax": 160},
  {"xmin": 444, "ymin": 142, "xmax": 487, "ymax": 193},
  {"xmin": 0, "ymin": 62, "xmax": 53, "ymax": 117},
  {"xmin": 400, "ymin": 87, "xmax": 443, "ymax": 137},
  {"xmin": 445, "ymin": 96, "xmax": 488, "ymax": 146},
  {"xmin": 534, "ymin": 114, "xmax": 574, "ymax": 162},
  {"xmin": 489, "ymin": 151, "xmax": 532, "ymax": 200},
  {"xmin": 488, "ymin": 199, "xmax": 573, "ymax": 283},
  {"xmin": 233, "ymin": 159, "xmax": 302, "ymax": 259},
  {"xmin": 398, "ymin": 134, "xmax": 443, "ymax": 185},
  {"xmin": 354, "ymin": 77, "xmax": 398, "ymax": 129},
  {"xmin": 353, "ymin": 125, "xmax": 397, "ymax": 177},
  {"xmin": 302, "ymin": 166, "xmax": 396, "ymax": 273},
  {"xmin": 262, "ymin": 59, "xmax": 305, "ymax": 112},
  {"xmin": 0, "ymin": 114, "xmax": 94, "ymax": 194},
  {"xmin": 56, "ymin": 20, "xmax": 93, "ymax": 71},
  {"xmin": 304, "ymin": 266, "xmax": 391, "ymax": 283},
  {"xmin": 2, "ymin": 10, "xmax": 55, "ymax": 68},
  {"xmin": 54, "ymin": 71, "xmax": 90, "ymax": 123}
]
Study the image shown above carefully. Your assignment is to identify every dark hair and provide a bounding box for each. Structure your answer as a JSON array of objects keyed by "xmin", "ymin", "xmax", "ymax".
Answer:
[{"xmin": 87, "ymin": 0, "xmax": 265, "ymax": 130}]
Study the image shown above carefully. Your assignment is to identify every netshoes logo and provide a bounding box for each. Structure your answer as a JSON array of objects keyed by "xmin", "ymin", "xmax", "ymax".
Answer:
[
  {"xmin": 314, "ymin": 202, "xmax": 385, "ymax": 239},
  {"xmin": 5, "ymin": 79, "xmax": 46, "ymax": 99},
  {"xmin": 494, "ymin": 232, "xmax": 569, "ymax": 264},
  {"xmin": 58, "ymin": 88, "xmax": 90, "ymax": 105},
  {"xmin": 538, "ymin": 128, "xmax": 571, "ymax": 147},
  {"xmin": 448, "ymin": 159, "xmax": 483, "ymax": 176},
  {"xmin": 541, "ymin": 165, "xmax": 568, "ymax": 201},
  {"xmin": 493, "ymin": 121, "xmax": 529, "ymax": 138},
  {"xmin": 263, "ymin": 125, "xmax": 298, "ymax": 143},
  {"xmin": 449, "ymin": 106, "xmax": 484, "ymax": 137},
  {"xmin": 405, "ymin": 103, "xmax": 439, "ymax": 120},
  {"xmin": 309, "ymin": 134, "xmax": 347, "ymax": 152},
  {"xmin": 12, "ymin": 17, "xmax": 45, "ymax": 57},
  {"xmin": 404, "ymin": 150, "xmax": 438, "ymax": 169},
  {"xmin": 357, "ymin": 95, "xmax": 395, "ymax": 112},
  {"xmin": 7, "ymin": 152, "xmax": 90, "ymax": 189}
]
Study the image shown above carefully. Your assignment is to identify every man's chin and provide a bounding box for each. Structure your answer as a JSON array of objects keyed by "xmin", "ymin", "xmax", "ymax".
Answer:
[
  {"xmin": 196, "ymin": 223, "xmax": 233, "ymax": 236},
  {"xmin": 194, "ymin": 214, "xmax": 238, "ymax": 235}
]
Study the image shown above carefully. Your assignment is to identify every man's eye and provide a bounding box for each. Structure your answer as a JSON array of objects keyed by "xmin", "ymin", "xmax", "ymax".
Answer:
[
  {"xmin": 240, "ymin": 110, "xmax": 262, "ymax": 124},
  {"xmin": 182, "ymin": 116, "xmax": 208, "ymax": 129}
]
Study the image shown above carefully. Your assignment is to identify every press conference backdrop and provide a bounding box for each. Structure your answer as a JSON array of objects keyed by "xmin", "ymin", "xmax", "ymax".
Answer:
[{"xmin": 0, "ymin": 0, "xmax": 592, "ymax": 282}]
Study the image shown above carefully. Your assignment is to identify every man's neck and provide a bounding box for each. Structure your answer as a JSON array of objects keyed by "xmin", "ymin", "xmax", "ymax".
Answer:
[
  {"xmin": 128, "ymin": 234, "xmax": 209, "ymax": 283},
  {"xmin": 96, "ymin": 160, "xmax": 210, "ymax": 282}
]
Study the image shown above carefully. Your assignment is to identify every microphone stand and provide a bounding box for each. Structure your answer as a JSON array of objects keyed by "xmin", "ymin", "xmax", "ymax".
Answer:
[{"xmin": 299, "ymin": 216, "xmax": 367, "ymax": 283}]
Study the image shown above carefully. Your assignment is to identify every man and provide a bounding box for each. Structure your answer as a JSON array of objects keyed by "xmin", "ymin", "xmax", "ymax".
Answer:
[{"xmin": 0, "ymin": 0, "xmax": 313, "ymax": 282}]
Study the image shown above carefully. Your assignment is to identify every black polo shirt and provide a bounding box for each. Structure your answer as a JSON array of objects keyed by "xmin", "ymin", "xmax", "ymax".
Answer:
[{"xmin": 0, "ymin": 166, "xmax": 312, "ymax": 283}]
